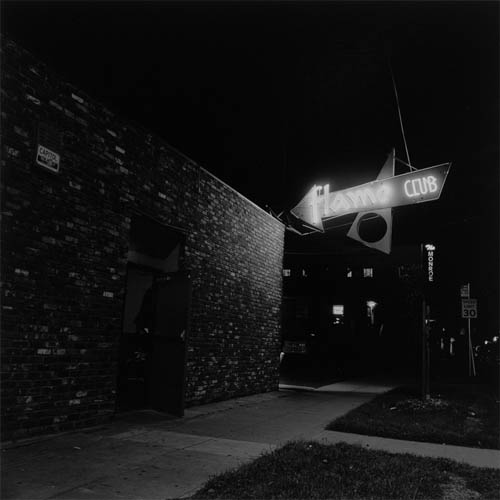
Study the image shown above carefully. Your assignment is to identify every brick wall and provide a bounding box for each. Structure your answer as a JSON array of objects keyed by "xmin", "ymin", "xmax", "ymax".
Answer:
[{"xmin": 0, "ymin": 38, "xmax": 284, "ymax": 441}]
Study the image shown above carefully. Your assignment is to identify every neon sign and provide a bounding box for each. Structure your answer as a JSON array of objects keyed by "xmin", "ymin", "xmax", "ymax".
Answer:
[
  {"xmin": 425, "ymin": 244, "xmax": 435, "ymax": 283},
  {"xmin": 311, "ymin": 184, "xmax": 393, "ymax": 223},
  {"xmin": 404, "ymin": 176, "xmax": 438, "ymax": 198},
  {"xmin": 332, "ymin": 305, "xmax": 344, "ymax": 315},
  {"xmin": 292, "ymin": 162, "xmax": 451, "ymax": 230}
]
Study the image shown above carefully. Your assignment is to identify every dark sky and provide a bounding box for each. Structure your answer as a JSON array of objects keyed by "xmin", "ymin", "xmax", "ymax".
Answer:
[
  {"xmin": 2, "ymin": 1, "xmax": 499, "ymax": 303},
  {"xmin": 3, "ymin": 1, "xmax": 498, "ymax": 206}
]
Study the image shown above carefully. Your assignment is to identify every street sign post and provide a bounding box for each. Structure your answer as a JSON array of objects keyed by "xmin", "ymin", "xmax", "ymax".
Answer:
[{"xmin": 461, "ymin": 288, "xmax": 477, "ymax": 376}]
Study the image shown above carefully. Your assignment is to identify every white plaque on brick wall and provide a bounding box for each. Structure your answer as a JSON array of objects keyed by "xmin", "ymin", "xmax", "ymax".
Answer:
[{"xmin": 36, "ymin": 144, "xmax": 60, "ymax": 173}]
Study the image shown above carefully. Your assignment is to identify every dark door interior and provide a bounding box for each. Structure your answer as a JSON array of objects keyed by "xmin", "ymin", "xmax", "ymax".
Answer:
[
  {"xmin": 117, "ymin": 215, "xmax": 190, "ymax": 415},
  {"xmin": 149, "ymin": 273, "xmax": 191, "ymax": 416}
]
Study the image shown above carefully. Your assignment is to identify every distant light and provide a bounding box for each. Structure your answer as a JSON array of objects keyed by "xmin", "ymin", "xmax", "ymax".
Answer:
[
  {"xmin": 493, "ymin": 336, "xmax": 499, "ymax": 343},
  {"xmin": 347, "ymin": 268, "xmax": 352, "ymax": 278},
  {"xmin": 332, "ymin": 305, "xmax": 344, "ymax": 316},
  {"xmin": 363, "ymin": 267, "xmax": 373, "ymax": 278},
  {"xmin": 283, "ymin": 269, "xmax": 291, "ymax": 277},
  {"xmin": 366, "ymin": 300, "xmax": 377, "ymax": 325},
  {"xmin": 484, "ymin": 340, "xmax": 489, "ymax": 345}
]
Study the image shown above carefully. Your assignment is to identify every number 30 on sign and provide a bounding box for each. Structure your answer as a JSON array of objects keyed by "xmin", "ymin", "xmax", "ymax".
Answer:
[{"xmin": 461, "ymin": 299, "xmax": 478, "ymax": 319}]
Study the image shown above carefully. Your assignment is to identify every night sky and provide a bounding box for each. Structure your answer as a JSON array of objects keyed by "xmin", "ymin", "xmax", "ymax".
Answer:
[{"xmin": 2, "ymin": 1, "xmax": 499, "ymax": 328}]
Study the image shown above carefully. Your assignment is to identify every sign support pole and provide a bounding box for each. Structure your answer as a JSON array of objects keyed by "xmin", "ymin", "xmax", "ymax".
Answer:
[
  {"xmin": 420, "ymin": 243, "xmax": 430, "ymax": 400},
  {"xmin": 468, "ymin": 316, "xmax": 476, "ymax": 377},
  {"xmin": 421, "ymin": 299, "xmax": 430, "ymax": 400},
  {"xmin": 468, "ymin": 281, "xmax": 470, "ymax": 377},
  {"xmin": 426, "ymin": 309, "xmax": 430, "ymax": 397},
  {"xmin": 421, "ymin": 297, "xmax": 426, "ymax": 399},
  {"xmin": 469, "ymin": 282, "xmax": 475, "ymax": 376},
  {"xmin": 462, "ymin": 282, "xmax": 477, "ymax": 377},
  {"xmin": 471, "ymin": 324, "xmax": 476, "ymax": 376},
  {"xmin": 468, "ymin": 317, "xmax": 472, "ymax": 375},
  {"xmin": 468, "ymin": 315, "xmax": 471, "ymax": 376},
  {"xmin": 467, "ymin": 319, "xmax": 471, "ymax": 376}
]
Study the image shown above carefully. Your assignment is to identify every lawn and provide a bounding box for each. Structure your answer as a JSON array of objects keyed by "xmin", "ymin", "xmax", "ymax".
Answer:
[
  {"xmin": 191, "ymin": 441, "xmax": 500, "ymax": 499},
  {"xmin": 326, "ymin": 383, "xmax": 500, "ymax": 449}
]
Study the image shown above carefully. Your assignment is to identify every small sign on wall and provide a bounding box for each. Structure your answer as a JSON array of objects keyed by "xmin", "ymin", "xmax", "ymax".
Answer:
[{"xmin": 36, "ymin": 144, "xmax": 60, "ymax": 173}]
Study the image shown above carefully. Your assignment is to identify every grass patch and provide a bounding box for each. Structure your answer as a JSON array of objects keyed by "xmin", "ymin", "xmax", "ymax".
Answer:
[
  {"xmin": 191, "ymin": 441, "xmax": 500, "ymax": 499},
  {"xmin": 327, "ymin": 384, "xmax": 500, "ymax": 449}
]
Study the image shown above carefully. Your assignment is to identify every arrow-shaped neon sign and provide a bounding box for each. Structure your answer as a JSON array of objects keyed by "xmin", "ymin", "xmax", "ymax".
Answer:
[{"xmin": 291, "ymin": 161, "xmax": 451, "ymax": 231}]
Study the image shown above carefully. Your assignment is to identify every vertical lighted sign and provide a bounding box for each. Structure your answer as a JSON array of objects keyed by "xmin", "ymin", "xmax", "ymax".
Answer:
[{"xmin": 425, "ymin": 244, "xmax": 435, "ymax": 283}]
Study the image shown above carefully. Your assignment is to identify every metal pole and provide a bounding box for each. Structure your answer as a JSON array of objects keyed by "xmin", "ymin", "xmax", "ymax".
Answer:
[
  {"xmin": 468, "ymin": 317, "xmax": 476, "ymax": 376},
  {"xmin": 467, "ymin": 316, "xmax": 471, "ymax": 376},
  {"xmin": 468, "ymin": 317, "xmax": 471, "ymax": 376},
  {"xmin": 419, "ymin": 243, "xmax": 427, "ymax": 399},
  {"xmin": 426, "ymin": 305, "xmax": 430, "ymax": 398},
  {"xmin": 465, "ymin": 282, "xmax": 471, "ymax": 377},
  {"xmin": 467, "ymin": 333, "xmax": 472, "ymax": 377},
  {"xmin": 420, "ymin": 243, "xmax": 430, "ymax": 400},
  {"xmin": 422, "ymin": 297, "xmax": 429, "ymax": 399}
]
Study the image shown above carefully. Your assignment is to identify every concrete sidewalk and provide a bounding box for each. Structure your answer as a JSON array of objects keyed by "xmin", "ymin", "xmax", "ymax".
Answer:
[
  {"xmin": 279, "ymin": 377, "xmax": 401, "ymax": 394},
  {"xmin": 316, "ymin": 430, "xmax": 500, "ymax": 470},
  {"xmin": 2, "ymin": 378, "xmax": 499, "ymax": 500}
]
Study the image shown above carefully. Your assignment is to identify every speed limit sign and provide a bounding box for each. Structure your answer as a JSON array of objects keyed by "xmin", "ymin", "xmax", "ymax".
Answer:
[{"xmin": 461, "ymin": 299, "xmax": 478, "ymax": 319}]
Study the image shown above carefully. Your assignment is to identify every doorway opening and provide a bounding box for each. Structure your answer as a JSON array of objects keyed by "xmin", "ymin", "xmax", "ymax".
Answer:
[
  {"xmin": 117, "ymin": 214, "xmax": 190, "ymax": 416},
  {"xmin": 280, "ymin": 294, "xmax": 391, "ymax": 387}
]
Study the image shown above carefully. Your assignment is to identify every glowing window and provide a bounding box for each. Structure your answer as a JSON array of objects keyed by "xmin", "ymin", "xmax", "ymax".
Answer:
[
  {"xmin": 363, "ymin": 268, "xmax": 373, "ymax": 278},
  {"xmin": 332, "ymin": 305, "xmax": 344, "ymax": 316},
  {"xmin": 283, "ymin": 269, "xmax": 291, "ymax": 277},
  {"xmin": 332, "ymin": 305, "xmax": 344, "ymax": 325}
]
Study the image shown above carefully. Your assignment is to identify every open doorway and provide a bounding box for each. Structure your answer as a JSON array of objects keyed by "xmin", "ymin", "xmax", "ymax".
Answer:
[{"xmin": 117, "ymin": 214, "xmax": 190, "ymax": 416}]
